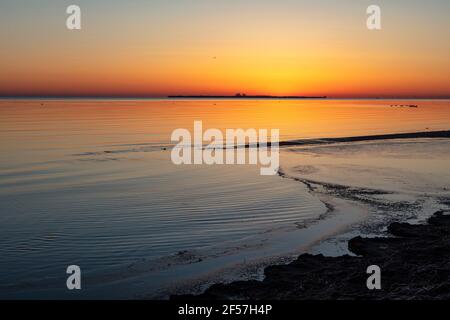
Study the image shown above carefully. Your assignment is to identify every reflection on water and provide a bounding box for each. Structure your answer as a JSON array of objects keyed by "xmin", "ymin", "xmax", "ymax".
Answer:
[{"xmin": 0, "ymin": 99, "xmax": 449, "ymax": 298}]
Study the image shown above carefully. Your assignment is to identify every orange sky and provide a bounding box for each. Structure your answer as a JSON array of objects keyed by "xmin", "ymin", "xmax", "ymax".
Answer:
[{"xmin": 0, "ymin": 1, "xmax": 449, "ymax": 98}]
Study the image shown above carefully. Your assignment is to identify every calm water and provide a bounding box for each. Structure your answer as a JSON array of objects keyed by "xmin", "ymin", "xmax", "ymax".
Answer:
[{"xmin": 0, "ymin": 99, "xmax": 449, "ymax": 298}]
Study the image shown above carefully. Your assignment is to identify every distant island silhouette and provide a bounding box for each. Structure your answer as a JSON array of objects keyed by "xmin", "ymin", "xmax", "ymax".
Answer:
[{"xmin": 168, "ymin": 93, "xmax": 327, "ymax": 99}]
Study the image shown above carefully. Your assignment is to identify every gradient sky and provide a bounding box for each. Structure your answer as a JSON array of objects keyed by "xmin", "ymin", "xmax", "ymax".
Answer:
[{"xmin": 0, "ymin": 0, "xmax": 449, "ymax": 97}]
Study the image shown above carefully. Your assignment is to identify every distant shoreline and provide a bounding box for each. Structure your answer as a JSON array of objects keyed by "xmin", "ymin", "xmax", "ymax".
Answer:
[
  {"xmin": 2, "ymin": 97, "xmax": 450, "ymax": 100},
  {"xmin": 167, "ymin": 95, "xmax": 327, "ymax": 99}
]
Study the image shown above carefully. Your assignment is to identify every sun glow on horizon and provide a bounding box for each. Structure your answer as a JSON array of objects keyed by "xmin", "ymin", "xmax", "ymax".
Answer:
[{"xmin": 0, "ymin": 0, "xmax": 449, "ymax": 98}]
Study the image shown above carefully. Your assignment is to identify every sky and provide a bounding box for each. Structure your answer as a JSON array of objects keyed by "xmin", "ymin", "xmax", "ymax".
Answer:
[{"xmin": 0, "ymin": 0, "xmax": 449, "ymax": 98}]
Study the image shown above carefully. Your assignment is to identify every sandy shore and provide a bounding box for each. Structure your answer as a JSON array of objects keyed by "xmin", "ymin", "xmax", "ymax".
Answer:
[
  {"xmin": 174, "ymin": 209, "xmax": 450, "ymax": 300},
  {"xmin": 173, "ymin": 131, "xmax": 450, "ymax": 300}
]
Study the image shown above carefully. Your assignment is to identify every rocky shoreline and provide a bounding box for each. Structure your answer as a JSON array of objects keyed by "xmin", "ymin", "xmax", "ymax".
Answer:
[{"xmin": 173, "ymin": 210, "xmax": 450, "ymax": 300}]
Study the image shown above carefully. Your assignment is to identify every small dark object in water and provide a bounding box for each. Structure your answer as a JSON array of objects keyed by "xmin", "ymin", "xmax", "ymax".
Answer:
[{"xmin": 390, "ymin": 104, "xmax": 418, "ymax": 108}]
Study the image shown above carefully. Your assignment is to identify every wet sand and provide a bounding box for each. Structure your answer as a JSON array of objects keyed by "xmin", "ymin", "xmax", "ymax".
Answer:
[{"xmin": 279, "ymin": 130, "xmax": 450, "ymax": 146}]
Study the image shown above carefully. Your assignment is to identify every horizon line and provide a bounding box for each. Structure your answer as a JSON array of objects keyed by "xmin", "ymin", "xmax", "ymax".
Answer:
[{"xmin": 1, "ymin": 95, "xmax": 450, "ymax": 100}]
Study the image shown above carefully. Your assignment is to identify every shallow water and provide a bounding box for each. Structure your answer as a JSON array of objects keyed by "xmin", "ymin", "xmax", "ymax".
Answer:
[{"xmin": 0, "ymin": 99, "xmax": 449, "ymax": 298}]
